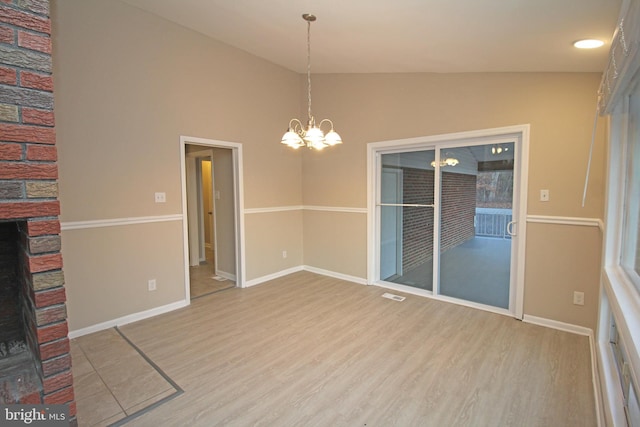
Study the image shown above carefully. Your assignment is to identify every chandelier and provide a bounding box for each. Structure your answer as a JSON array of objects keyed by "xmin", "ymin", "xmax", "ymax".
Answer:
[
  {"xmin": 281, "ymin": 14, "xmax": 342, "ymax": 150},
  {"xmin": 430, "ymin": 157, "xmax": 459, "ymax": 168}
]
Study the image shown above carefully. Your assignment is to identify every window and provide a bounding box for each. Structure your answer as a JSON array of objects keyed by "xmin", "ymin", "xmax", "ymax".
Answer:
[{"xmin": 622, "ymin": 81, "xmax": 640, "ymax": 293}]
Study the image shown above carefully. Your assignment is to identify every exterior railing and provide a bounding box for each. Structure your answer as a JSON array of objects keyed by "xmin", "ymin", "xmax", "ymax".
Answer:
[{"xmin": 475, "ymin": 208, "xmax": 512, "ymax": 239}]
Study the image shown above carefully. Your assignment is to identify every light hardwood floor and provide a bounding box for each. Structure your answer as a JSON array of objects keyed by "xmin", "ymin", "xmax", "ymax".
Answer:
[
  {"xmin": 96, "ymin": 271, "xmax": 595, "ymax": 426},
  {"xmin": 190, "ymin": 248, "xmax": 235, "ymax": 299}
]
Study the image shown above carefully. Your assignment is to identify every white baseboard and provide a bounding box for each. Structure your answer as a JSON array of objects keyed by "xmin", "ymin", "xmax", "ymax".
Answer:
[
  {"xmin": 302, "ymin": 265, "xmax": 367, "ymax": 285},
  {"xmin": 522, "ymin": 314, "xmax": 593, "ymax": 336},
  {"xmin": 243, "ymin": 266, "xmax": 304, "ymax": 288},
  {"xmin": 68, "ymin": 299, "xmax": 189, "ymax": 339},
  {"xmin": 243, "ymin": 265, "xmax": 367, "ymax": 288},
  {"xmin": 215, "ymin": 270, "xmax": 236, "ymax": 281}
]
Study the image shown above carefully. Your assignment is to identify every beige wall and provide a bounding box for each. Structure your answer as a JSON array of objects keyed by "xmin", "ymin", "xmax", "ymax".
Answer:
[
  {"xmin": 52, "ymin": 0, "xmax": 303, "ymax": 330},
  {"xmin": 525, "ymin": 223, "xmax": 602, "ymax": 330},
  {"xmin": 53, "ymin": 0, "xmax": 606, "ymax": 332},
  {"xmin": 244, "ymin": 211, "xmax": 304, "ymax": 280},
  {"xmin": 61, "ymin": 222, "xmax": 185, "ymax": 330},
  {"xmin": 303, "ymin": 73, "xmax": 606, "ymax": 216},
  {"xmin": 302, "ymin": 211, "xmax": 368, "ymax": 279},
  {"xmin": 303, "ymin": 73, "xmax": 606, "ymax": 329}
]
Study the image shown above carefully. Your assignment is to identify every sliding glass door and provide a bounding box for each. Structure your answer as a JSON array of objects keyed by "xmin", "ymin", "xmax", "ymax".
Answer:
[
  {"xmin": 437, "ymin": 143, "xmax": 514, "ymax": 309},
  {"xmin": 376, "ymin": 140, "xmax": 519, "ymax": 312}
]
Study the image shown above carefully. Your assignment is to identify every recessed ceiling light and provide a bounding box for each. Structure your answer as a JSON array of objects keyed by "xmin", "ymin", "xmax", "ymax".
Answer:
[{"xmin": 573, "ymin": 39, "xmax": 605, "ymax": 49}]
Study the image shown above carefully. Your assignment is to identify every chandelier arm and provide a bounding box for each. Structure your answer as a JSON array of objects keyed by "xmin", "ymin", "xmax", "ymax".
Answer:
[
  {"xmin": 318, "ymin": 118, "xmax": 334, "ymax": 131},
  {"xmin": 288, "ymin": 118, "xmax": 304, "ymax": 135}
]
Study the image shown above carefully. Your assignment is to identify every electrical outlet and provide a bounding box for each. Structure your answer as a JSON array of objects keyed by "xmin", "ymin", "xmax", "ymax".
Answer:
[
  {"xmin": 148, "ymin": 279, "xmax": 157, "ymax": 291},
  {"xmin": 540, "ymin": 189, "xmax": 550, "ymax": 202},
  {"xmin": 154, "ymin": 192, "xmax": 166, "ymax": 203},
  {"xmin": 282, "ymin": 250, "xmax": 287, "ymax": 259},
  {"xmin": 573, "ymin": 291, "xmax": 584, "ymax": 306}
]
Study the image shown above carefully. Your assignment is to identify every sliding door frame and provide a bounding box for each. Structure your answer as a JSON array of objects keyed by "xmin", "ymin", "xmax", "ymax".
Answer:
[{"xmin": 367, "ymin": 125, "xmax": 530, "ymax": 318}]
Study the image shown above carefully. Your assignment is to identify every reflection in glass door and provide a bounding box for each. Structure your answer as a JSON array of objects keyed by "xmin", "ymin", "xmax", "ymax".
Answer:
[
  {"xmin": 379, "ymin": 150, "xmax": 435, "ymax": 291},
  {"xmin": 377, "ymin": 142, "xmax": 516, "ymax": 310},
  {"xmin": 438, "ymin": 143, "xmax": 514, "ymax": 309}
]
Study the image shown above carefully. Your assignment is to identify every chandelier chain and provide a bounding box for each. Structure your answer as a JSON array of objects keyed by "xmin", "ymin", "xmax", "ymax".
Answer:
[{"xmin": 307, "ymin": 19, "xmax": 312, "ymax": 121}]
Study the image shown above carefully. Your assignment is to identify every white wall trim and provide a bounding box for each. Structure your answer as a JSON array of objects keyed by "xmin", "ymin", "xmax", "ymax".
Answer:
[
  {"xmin": 592, "ymin": 335, "xmax": 606, "ymax": 427},
  {"xmin": 304, "ymin": 206, "xmax": 368, "ymax": 214},
  {"xmin": 244, "ymin": 266, "xmax": 304, "ymax": 287},
  {"xmin": 303, "ymin": 265, "xmax": 368, "ymax": 285},
  {"xmin": 526, "ymin": 215, "xmax": 604, "ymax": 231},
  {"xmin": 243, "ymin": 205, "xmax": 367, "ymax": 214},
  {"xmin": 68, "ymin": 299, "xmax": 189, "ymax": 339},
  {"xmin": 61, "ymin": 214, "xmax": 183, "ymax": 231},
  {"xmin": 522, "ymin": 314, "xmax": 593, "ymax": 336},
  {"xmin": 244, "ymin": 206, "xmax": 303, "ymax": 214}
]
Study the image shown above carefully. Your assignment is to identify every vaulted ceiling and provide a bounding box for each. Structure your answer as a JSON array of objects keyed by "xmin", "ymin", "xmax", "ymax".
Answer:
[{"xmin": 120, "ymin": 0, "xmax": 621, "ymax": 74}]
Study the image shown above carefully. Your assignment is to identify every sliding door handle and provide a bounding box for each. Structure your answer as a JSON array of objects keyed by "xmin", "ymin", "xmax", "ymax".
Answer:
[{"xmin": 507, "ymin": 221, "xmax": 516, "ymax": 236}]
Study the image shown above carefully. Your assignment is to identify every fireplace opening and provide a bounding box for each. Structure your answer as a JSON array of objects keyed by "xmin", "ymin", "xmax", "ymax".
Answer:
[{"xmin": 0, "ymin": 221, "xmax": 41, "ymax": 403}]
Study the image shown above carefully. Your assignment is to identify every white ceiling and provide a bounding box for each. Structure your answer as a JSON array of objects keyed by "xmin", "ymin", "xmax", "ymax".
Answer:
[{"xmin": 120, "ymin": 0, "xmax": 621, "ymax": 74}]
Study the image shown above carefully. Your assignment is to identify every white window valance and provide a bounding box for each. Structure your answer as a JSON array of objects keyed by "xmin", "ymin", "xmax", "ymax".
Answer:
[{"xmin": 599, "ymin": 0, "xmax": 640, "ymax": 114}]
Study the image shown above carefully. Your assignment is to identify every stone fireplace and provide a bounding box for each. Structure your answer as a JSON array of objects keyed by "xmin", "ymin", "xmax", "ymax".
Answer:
[{"xmin": 0, "ymin": 0, "xmax": 76, "ymax": 421}]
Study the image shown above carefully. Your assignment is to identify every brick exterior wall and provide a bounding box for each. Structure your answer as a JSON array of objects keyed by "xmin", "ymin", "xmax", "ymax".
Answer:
[
  {"xmin": 440, "ymin": 171, "xmax": 477, "ymax": 252},
  {"xmin": 401, "ymin": 168, "xmax": 476, "ymax": 273},
  {"xmin": 0, "ymin": 0, "xmax": 75, "ymax": 420},
  {"xmin": 402, "ymin": 168, "xmax": 434, "ymax": 273}
]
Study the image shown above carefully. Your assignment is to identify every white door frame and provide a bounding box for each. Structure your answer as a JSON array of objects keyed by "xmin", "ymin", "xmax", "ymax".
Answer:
[
  {"xmin": 180, "ymin": 136, "xmax": 246, "ymax": 301},
  {"xmin": 367, "ymin": 124, "xmax": 530, "ymax": 319}
]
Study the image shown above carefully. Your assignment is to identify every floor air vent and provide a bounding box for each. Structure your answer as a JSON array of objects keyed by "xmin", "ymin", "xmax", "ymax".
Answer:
[{"xmin": 382, "ymin": 293, "xmax": 406, "ymax": 302}]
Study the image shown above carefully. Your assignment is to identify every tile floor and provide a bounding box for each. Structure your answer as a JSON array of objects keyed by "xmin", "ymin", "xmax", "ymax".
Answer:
[
  {"xmin": 71, "ymin": 249, "xmax": 235, "ymax": 425},
  {"xmin": 71, "ymin": 328, "xmax": 179, "ymax": 426}
]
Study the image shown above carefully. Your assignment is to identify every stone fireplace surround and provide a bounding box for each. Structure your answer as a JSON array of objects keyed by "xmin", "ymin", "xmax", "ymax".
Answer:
[{"xmin": 0, "ymin": 0, "xmax": 76, "ymax": 421}]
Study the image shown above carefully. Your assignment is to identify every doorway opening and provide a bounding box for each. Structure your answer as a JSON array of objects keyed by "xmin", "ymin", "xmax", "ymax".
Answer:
[
  {"xmin": 368, "ymin": 125, "xmax": 529, "ymax": 318},
  {"xmin": 180, "ymin": 136, "xmax": 245, "ymax": 301}
]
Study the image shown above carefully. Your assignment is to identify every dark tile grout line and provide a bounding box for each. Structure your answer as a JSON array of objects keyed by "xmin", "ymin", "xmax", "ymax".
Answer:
[
  {"xmin": 107, "ymin": 327, "xmax": 184, "ymax": 427},
  {"xmin": 75, "ymin": 340, "xmax": 127, "ymax": 421}
]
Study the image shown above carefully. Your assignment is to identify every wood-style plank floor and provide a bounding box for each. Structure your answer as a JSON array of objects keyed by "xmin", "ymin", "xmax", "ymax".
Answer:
[{"xmin": 112, "ymin": 271, "xmax": 596, "ymax": 426}]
